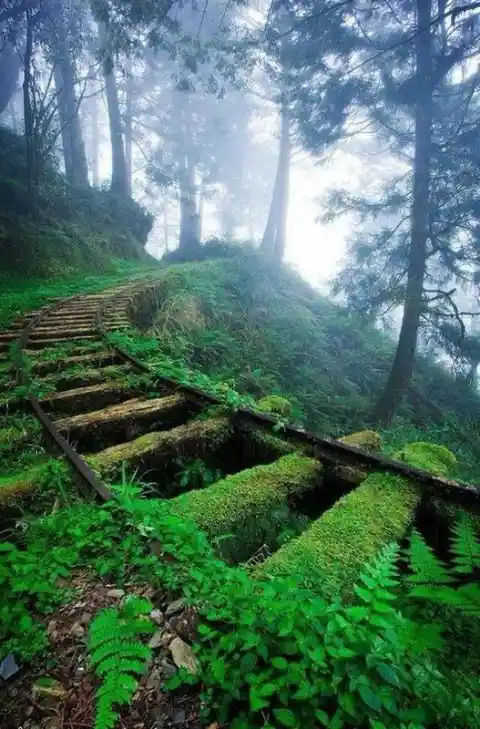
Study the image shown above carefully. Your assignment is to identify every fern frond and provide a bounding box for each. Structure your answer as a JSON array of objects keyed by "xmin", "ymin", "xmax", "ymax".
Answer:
[
  {"xmin": 451, "ymin": 514, "xmax": 480, "ymax": 574},
  {"xmin": 96, "ymin": 657, "xmax": 148, "ymax": 677},
  {"xmin": 406, "ymin": 529, "xmax": 451, "ymax": 585},
  {"xmin": 354, "ymin": 542, "xmax": 400, "ymax": 612},
  {"xmin": 455, "ymin": 584, "xmax": 480, "ymax": 616},
  {"xmin": 88, "ymin": 600, "xmax": 154, "ymax": 729}
]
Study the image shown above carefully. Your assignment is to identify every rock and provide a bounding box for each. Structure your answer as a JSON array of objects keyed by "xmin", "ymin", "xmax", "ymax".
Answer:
[
  {"xmin": 71, "ymin": 622, "xmax": 85, "ymax": 638},
  {"xmin": 173, "ymin": 708, "xmax": 186, "ymax": 724},
  {"xmin": 106, "ymin": 588, "xmax": 125, "ymax": 598},
  {"xmin": 80, "ymin": 612, "xmax": 92, "ymax": 625},
  {"xmin": 160, "ymin": 659, "xmax": 177, "ymax": 679},
  {"xmin": 150, "ymin": 707, "xmax": 167, "ymax": 728},
  {"xmin": 150, "ymin": 608, "xmax": 164, "ymax": 625},
  {"xmin": 169, "ymin": 637, "xmax": 197, "ymax": 675},
  {"xmin": 165, "ymin": 598, "xmax": 185, "ymax": 618},
  {"xmin": 161, "ymin": 632, "xmax": 174, "ymax": 649},
  {"xmin": 146, "ymin": 667, "xmax": 161, "ymax": 690},
  {"xmin": 148, "ymin": 631, "xmax": 164, "ymax": 650},
  {"xmin": 0, "ymin": 654, "xmax": 20, "ymax": 680}
]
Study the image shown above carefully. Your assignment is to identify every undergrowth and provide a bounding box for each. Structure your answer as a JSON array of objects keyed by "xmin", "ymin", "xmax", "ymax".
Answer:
[{"xmin": 1, "ymin": 478, "xmax": 479, "ymax": 729}]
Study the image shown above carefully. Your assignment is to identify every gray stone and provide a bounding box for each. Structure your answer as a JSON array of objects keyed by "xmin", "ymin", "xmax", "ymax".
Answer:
[
  {"xmin": 160, "ymin": 659, "xmax": 177, "ymax": 678},
  {"xmin": 148, "ymin": 631, "xmax": 164, "ymax": 650},
  {"xmin": 150, "ymin": 608, "xmax": 164, "ymax": 625},
  {"xmin": 169, "ymin": 637, "xmax": 197, "ymax": 675},
  {"xmin": 165, "ymin": 598, "xmax": 185, "ymax": 618},
  {"xmin": 173, "ymin": 708, "xmax": 186, "ymax": 724},
  {"xmin": 106, "ymin": 588, "xmax": 125, "ymax": 598}
]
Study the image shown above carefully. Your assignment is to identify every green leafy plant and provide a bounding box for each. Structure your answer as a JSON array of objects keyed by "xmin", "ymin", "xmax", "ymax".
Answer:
[
  {"xmin": 175, "ymin": 457, "xmax": 223, "ymax": 492},
  {"xmin": 88, "ymin": 596, "xmax": 155, "ymax": 729},
  {"xmin": 169, "ymin": 544, "xmax": 453, "ymax": 729},
  {"xmin": 406, "ymin": 515, "xmax": 480, "ymax": 617}
]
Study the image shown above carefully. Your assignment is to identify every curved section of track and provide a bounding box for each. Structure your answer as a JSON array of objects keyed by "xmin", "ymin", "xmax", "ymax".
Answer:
[{"xmin": 7, "ymin": 280, "xmax": 480, "ymax": 513}]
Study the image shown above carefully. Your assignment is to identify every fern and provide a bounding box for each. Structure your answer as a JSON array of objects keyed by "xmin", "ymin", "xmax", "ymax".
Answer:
[
  {"xmin": 451, "ymin": 514, "xmax": 480, "ymax": 574},
  {"xmin": 89, "ymin": 596, "xmax": 155, "ymax": 729},
  {"xmin": 406, "ymin": 529, "xmax": 452, "ymax": 585},
  {"xmin": 406, "ymin": 519, "xmax": 480, "ymax": 618}
]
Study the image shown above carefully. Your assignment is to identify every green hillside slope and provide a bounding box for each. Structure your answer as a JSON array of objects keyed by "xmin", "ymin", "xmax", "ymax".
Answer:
[
  {"xmin": 137, "ymin": 246, "xmax": 480, "ymax": 482},
  {"xmin": 0, "ymin": 126, "xmax": 153, "ymax": 277}
]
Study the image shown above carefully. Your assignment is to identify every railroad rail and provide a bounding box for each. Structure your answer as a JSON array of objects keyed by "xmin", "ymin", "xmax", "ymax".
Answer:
[{"xmin": 0, "ymin": 279, "xmax": 479, "ymax": 529}]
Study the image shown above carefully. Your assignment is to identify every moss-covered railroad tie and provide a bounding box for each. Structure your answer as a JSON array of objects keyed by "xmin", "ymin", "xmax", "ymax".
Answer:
[
  {"xmin": 167, "ymin": 453, "xmax": 323, "ymax": 563},
  {"xmin": 258, "ymin": 442, "xmax": 457, "ymax": 597}
]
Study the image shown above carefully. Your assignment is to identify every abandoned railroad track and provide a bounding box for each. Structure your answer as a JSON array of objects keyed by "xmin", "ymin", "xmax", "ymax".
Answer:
[
  {"xmin": 0, "ymin": 279, "xmax": 479, "ymax": 573},
  {"xmin": 2, "ymin": 278, "xmax": 480, "ymax": 729}
]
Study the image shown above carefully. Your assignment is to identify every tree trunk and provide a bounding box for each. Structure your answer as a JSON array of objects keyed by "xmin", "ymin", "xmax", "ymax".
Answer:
[
  {"xmin": 125, "ymin": 60, "xmax": 133, "ymax": 196},
  {"xmin": 178, "ymin": 93, "xmax": 200, "ymax": 254},
  {"xmin": 52, "ymin": 25, "xmax": 89, "ymax": 186},
  {"xmin": 260, "ymin": 96, "xmax": 290, "ymax": 261},
  {"xmin": 372, "ymin": 0, "xmax": 433, "ymax": 426},
  {"xmin": 23, "ymin": 9, "xmax": 35, "ymax": 197},
  {"xmin": 0, "ymin": 39, "xmax": 21, "ymax": 116},
  {"xmin": 100, "ymin": 24, "xmax": 128, "ymax": 196},
  {"xmin": 54, "ymin": 63, "xmax": 74, "ymax": 177},
  {"xmin": 178, "ymin": 151, "xmax": 199, "ymax": 253},
  {"xmin": 91, "ymin": 88, "xmax": 100, "ymax": 186},
  {"xmin": 163, "ymin": 200, "xmax": 169, "ymax": 252},
  {"xmin": 51, "ymin": 0, "xmax": 89, "ymax": 188}
]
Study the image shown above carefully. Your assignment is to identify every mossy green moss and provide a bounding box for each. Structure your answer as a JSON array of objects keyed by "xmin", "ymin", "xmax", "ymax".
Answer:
[
  {"xmin": 338, "ymin": 429, "xmax": 382, "ymax": 452},
  {"xmin": 241, "ymin": 425, "xmax": 298, "ymax": 459},
  {"xmin": 167, "ymin": 453, "xmax": 322, "ymax": 563},
  {"xmin": 260, "ymin": 442, "xmax": 456, "ymax": 597},
  {"xmin": 257, "ymin": 395, "xmax": 292, "ymax": 418},
  {"xmin": 87, "ymin": 417, "xmax": 231, "ymax": 477},
  {"xmin": 396, "ymin": 441, "xmax": 457, "ymax": 477}
]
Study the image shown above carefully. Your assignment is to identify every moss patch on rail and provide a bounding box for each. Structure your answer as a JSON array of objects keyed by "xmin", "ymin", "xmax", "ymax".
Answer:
[{"xmin": 260, "ymin": 442, "xmax": 457, "ymax": 596}]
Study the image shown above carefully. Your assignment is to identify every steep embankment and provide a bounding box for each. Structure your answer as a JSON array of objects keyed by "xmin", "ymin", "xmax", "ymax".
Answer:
[
  {"xmin": 0, "ymin": 126, "xmax": 153, "ymax": 278},
  {"xmin": 135, "ymin": 246, "xmax": 480, "ymax": 483}
]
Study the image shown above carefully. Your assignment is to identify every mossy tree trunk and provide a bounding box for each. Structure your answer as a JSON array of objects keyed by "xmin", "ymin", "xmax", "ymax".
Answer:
[
  {"xmin": 372, "ymin": 0, "xmax": 433, "ymax": 426},
  {"xmin": 23, "ymin": 7, "xmax": 35, "ymax": 198}
]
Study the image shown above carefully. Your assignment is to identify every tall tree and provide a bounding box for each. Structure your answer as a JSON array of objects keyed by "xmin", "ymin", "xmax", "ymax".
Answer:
[
  {"xmin": 260, "ymin": 92, "xmax": 290, "ymax": 259},
  {"xmin": 371, "ymin": 0, "xmax": 434, "ymax": 424},
  {"xmin": 99, "ymin": 22, "xmax": 129, "ymax": 196},
  {"xmin": 50, "ymin": 0, "xmax": 89, "ymax": 186}
]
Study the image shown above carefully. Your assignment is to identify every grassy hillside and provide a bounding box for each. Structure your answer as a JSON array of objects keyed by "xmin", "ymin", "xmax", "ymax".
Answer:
[
  {"xmin": 0, "ymin": 125, "xmax": 153, "ymax": 277},
  {"xmin": 136, "ymin": 246, "xmax": 480, "ymax": 483}
]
